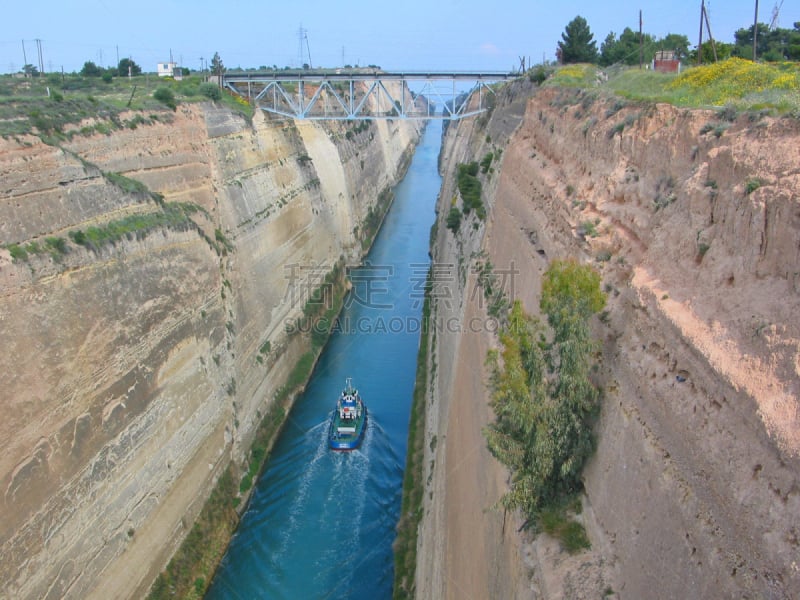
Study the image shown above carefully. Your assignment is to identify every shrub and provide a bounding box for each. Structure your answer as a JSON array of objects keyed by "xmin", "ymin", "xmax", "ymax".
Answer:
[
  {"xmin": 153, "ymin": 87, "xmax": 177, "ymax": 110},
  {"xmin": 446, "ymin": 206, "xmax": 462, "ymax": 233},
  {"xmin": 457, "ymin": 162, "xmax": 484, "ymax": 218},
  {"xmin": 480, "ymin": 152, "xmax": 494, "ymax": 174},
  {"xmin": 530, "ymin": 65, "xmax": 548, "ymax": 85},
  {"xmin": 484, "ymin": 261, "xmax": 606, "ymax": 526},
  {"xmin": 6, "ymin": 243, "xmax": 28, "ymax": 261},
  {"xmin": 198, "ymin": 82, "xmax": 222, "ymax": 101},
  {"xmin": 44, "ymin": 236, "xmax": 67, "ymax": 255},
  {"xmin": 744, "ymin": 178, "xmax": 763, "ymax": 195}
]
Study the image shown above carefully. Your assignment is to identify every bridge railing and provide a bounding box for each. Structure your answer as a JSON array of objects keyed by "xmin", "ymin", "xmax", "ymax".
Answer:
[{"xmin": 222, "ymin": 70, "xmax": 517, "ymax": 120}]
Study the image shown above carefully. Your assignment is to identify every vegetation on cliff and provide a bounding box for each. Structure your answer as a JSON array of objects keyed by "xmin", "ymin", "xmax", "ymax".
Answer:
[
  {"xmin": 538, "ymin": 58, "xmax": 800, "ymax": 114},
  {"xmin": 148, "ymin": 260, "xmax": 349, "ymax": 599},
  {"xmin": 0, "ymin": 73, "xmax": 253, "ymax": 138},
  {"xmin": 393, "ymin": 266, "xmax": 432, "ymax": 600},
  {"xmin": 484, "ymin": 259, "xmax": 605, "ymax": 550}
]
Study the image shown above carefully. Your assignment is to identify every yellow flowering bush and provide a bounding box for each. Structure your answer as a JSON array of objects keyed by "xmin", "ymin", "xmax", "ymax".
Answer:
[
  {"xmin": 669, "ymin": 58, "xmax": 800, "ymax": 105},
  {"xmin": 545, "ymin": 64, "xmax": 598, "ymax": 88}
]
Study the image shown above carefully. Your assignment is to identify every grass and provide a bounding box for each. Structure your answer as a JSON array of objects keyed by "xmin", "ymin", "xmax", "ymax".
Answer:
[
  {"xmin": 68, "ymin": 203, "xmax": 200, "ymax": 251},
  {"xmin": 543, "ymin": 59, "xmax": 800, "ymax": 114},
  {"xmin": 393, "ymin": 269, "xmax": 431, "ymax": 600},
  {"xmin": 538, "ymin": 500, "xmax": 591, "ymax": 554},
  {"xmin": 0, "ymin": 73, "xmax": 253, "ymax": 138}
]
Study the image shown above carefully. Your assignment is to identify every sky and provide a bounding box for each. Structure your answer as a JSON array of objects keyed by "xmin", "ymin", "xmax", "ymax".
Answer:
[{"xmin": 2, "ymin": 0, "xmax": 798, "ymax": 74}]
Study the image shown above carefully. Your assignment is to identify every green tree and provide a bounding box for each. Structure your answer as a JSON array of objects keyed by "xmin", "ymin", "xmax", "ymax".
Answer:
[
  {"xmin": 655, "ymin": 33, "xmax": 691, "ymax": 63},
  {"xmin": 22, "ymin": 64, "xmax": 39, "ymax": 77},
  {"xmin": 557, "ymin": 16, "xmax": 598, "ymax": 64},
  {"xmin": 689, "ymin": 40, "xmax": 734, "ymax": 64},
  {"xmin": 81, "ymin": 61, "xmax": 104, "ymax": 77},
  {"xmin": 484, "ymin": 260, "xmax": 606, "ymax": 522},
  {"xmin": 210, "ymin": 51, "xmax": 225, "ymax": 81},
  {"xmin": 599, "ymin": 28, "xmax": 653, "ymax": 66},
  {"xmin": 153, "ymin": 87, "xmax": 177, "ymax": 110},
  {"xmin": 117, "ymin": 58, "xmax": 141, "ymax": 77},
  {"xmin": 198, "ymin": 82, "xmax": 222, "ymax": 101}
]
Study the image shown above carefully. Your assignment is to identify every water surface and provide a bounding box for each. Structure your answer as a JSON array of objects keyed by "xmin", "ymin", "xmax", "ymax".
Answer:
[{"xmin": 207, "ymin": 119, "xmax": 443, "ymax": 599}]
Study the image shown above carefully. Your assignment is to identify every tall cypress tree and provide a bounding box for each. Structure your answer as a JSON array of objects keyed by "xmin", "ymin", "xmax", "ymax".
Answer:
[{"xmin": 557, "ymin": 16, "xmax": 599, "ymax": 64}]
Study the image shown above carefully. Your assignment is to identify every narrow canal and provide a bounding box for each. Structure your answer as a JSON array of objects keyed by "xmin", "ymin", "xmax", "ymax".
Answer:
[{"xmin": 207, "ymin": 119, "xmax": 443, "ymax": 599}]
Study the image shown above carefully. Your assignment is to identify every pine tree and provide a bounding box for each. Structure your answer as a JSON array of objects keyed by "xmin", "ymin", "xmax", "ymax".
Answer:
[
  {"xmin": 557, "ymin": 16, "xmax": 598, "ymax": 64},
  {"xmin": 210, "ymin": 52, "xmax": 225, "ymax": 82}
]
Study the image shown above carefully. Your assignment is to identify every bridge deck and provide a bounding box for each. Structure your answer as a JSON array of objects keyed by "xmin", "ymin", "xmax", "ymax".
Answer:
[
  {"xmin": 224, "ymin": 70, "xmax": 514, "ymax": 83},
  {"xmin": 223, "ymin": 70, "xmax": 516, "ymax": 121}
]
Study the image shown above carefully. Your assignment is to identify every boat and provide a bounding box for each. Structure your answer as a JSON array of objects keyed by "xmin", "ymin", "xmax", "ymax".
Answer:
[{"xmin": 328, "ymin": 378, "xmax": 368, "ymax": 450}]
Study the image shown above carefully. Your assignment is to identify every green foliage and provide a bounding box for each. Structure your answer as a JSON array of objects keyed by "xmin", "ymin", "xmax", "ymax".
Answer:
[
  {"xmin": 733, "ymin": 22, "xmax": 800, "ymax": 61},
  {"xmin": 456, "ymin": 162, "xmax": 485, "ymax": 218},
  {"xmin": 393, "ymin": 270, "xmax": 432, "ymax": 599},
  {"xmin": 105, "ymin": 171, "xmax": 150, "ymax": 196},
  {"xmin": 484, "ymin": 261, "xmax": 606, "ymax": 525},
  {"xmin": 541, "ymin": 259, "xmax": 606, "ymax": 333},
  {"xmin": 117, "ymin": 58, "xmax": 142, "ymax": 77},
  {"xmin": 69, "ymin": 203, "xmax": 199, "ymax": 251},
  {"xmin": 5, "ymin": 243, "xmax": 28, "ymax": 261},
  {"xmin": 198, "ymin": 82, "xmax": 222, "ymax": 101},
  {"xmin": 153, "ymin": 87, "xmax": 177, "ymax": 110},
  {"xmin": 44, "ymin": 236, "xmax": 67, "ymax": 255},
  {"xmin": 80, "ymin": 61, "xmax": 104, "ymax": 77},
  {"xmin": 745, "ymin": 178, "xmax": 763, "ymax": 195},
  {"xmin": 558, "ymin": 16, "xmax": 598, "ymax": 64},
  {"xmin": 147, "ymin": 465, "xmax": 239, "ymax": 600},
  {"xmin": 211, "ymin": 52, "xmax": 226, "ymax": 79},
  {"xmin": 474, "ymin": 256, "xmax": 509, "ymax": 319},
  {"xmin": 539, "ymin": 505, "xmax": 591, "ymax": 553},
  {"xmin": 479, "ymin": 151, "xmax": 494, "ymax": 174},
  {"xmin": 446, "ymin": 206, "xmax": 462, "ymax": 233},
  {"xmin": 599, "ymin": 28, "xmax": 653, "ymax": 66},
  {"xmin": 530, "ymin": 65, "xmax": 550, "ymax": 85},
  {"xmin": 259, "ymin": 340, "xmax": 271, "ymax": 355}
]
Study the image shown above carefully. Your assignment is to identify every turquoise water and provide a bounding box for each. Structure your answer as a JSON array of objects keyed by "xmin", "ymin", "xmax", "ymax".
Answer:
[{"xmin": 206, "ymin": 119, "xmax": 442, "ymax": 599}]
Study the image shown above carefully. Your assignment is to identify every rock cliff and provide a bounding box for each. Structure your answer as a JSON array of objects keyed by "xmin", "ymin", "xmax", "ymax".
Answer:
[
  {"xmin": 0, "ymin": 100, "xmax": 421, "ymax": 598},
  {"xmin": 419, "ymin": 80, "xmax": 799, "ymax": 598}
]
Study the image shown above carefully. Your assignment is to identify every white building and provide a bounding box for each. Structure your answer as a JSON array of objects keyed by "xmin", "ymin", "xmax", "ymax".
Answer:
[{"xmin": 157, "ymin": 61, "xmax": 181, "ymax": 79}]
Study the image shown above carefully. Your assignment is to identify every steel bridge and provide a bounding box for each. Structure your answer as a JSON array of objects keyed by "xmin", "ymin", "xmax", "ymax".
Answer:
[{"xmin": 223, "ymin": 70, "xmax": 515, "ymax": 121}]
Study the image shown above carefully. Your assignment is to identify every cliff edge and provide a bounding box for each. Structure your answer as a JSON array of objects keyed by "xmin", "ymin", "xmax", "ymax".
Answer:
[
  {"xmin": 0, "ymin": 101, "xmax": 420, "ymax": 599},
  {"xmin": 418, "ymin": 80, "xmax": 799, "ymax": 598}
]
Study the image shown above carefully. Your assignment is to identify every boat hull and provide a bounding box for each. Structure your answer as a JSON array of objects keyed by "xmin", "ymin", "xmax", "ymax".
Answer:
[{"xmin": 328, "ymin": 407, "xmax": 368, "ymax": 450}]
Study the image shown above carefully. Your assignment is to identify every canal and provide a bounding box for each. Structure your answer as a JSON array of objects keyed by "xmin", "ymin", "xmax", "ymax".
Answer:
[{"xmin": 206, "ymin": 119, "xmax": 443, "ymax": 599}]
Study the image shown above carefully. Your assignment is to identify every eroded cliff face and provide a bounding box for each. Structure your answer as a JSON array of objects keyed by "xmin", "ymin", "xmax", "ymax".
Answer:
[
  {"xmin": 420, "ymin": 81, "xmax": 800, "ymax": 598},
  {"xmin": 0, "ymin": 101, "xmax": 420, "ymax": 599}
]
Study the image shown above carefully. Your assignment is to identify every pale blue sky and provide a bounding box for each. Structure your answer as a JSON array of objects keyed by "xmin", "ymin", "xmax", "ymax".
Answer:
[{"xmin": 2, "ymin": 0, "xmax": 798, "ymax": 74}]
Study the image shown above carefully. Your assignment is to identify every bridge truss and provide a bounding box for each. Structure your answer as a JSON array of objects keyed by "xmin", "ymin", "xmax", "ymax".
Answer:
[{"xmin": 223, "ymin": 71, "xmax": 514, "ymax": 121}]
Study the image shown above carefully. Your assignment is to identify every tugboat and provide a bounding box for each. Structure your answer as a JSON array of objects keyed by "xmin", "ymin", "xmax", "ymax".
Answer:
[{"xmin": 328, "ymin": 378, "xmax": 368, "ymax": 450}]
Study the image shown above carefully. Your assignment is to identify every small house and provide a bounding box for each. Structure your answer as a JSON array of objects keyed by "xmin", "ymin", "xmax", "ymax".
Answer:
[
  {"xmin": 653, "ymin": 50, "xmax": 681, "ymax": 73},
  {"xmin": 157, "ymin": 61, "xmax": 181, "ymax": 79}
]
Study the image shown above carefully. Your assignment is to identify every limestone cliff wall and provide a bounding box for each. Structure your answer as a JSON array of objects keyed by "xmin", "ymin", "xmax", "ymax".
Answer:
[
  {"xmin": 0, "ymin": 100, "xmax": 420, "ymax": 599},
  {"xmin": 419, "ymin": 80, "xmax": 800, "ymax": 598}
]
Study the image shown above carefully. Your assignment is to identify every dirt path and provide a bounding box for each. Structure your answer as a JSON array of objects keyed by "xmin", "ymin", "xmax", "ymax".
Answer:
[{"xmin": 441, "ymin": 267, "xmax": 531, "ymax": 600}]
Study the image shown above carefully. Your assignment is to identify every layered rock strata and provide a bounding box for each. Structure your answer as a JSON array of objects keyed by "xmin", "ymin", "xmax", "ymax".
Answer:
[
  {"xmin": 418, "ymin": 81, "xmax": 799, "ymax": 598},
  {"xmin": 0, "ymin": 100, "xmax": 420, "ymax": 599}
]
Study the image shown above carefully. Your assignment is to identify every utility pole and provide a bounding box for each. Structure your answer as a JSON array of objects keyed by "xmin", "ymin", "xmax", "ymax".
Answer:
[
  {"xmin": 698, "ymin": 0, "xmax": 705, "ymax": 65},
  {"xmin": 703, "ymin": 4, "xmax": 718, "ymax": 62},
  {"xmin": 21, "ymin": 39, "xmax": 27, "ymax": 70},
  {"xmin": 753, "ymin": 0, "xmax": 759, "ymax": 61},
  {"xmin": 36, "ymin": 39, "xmax": 44, "ymax": 75},
  {"xmin": 639, "ymin": 10, "xmax": 644, "ymax": 69},
  {"xmin": 116, "ymin": 45, "xmax": 119, "ymax": 67}
]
